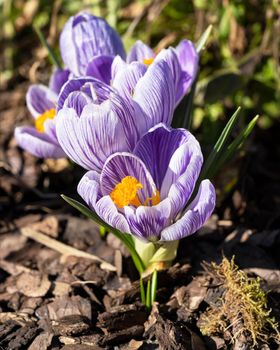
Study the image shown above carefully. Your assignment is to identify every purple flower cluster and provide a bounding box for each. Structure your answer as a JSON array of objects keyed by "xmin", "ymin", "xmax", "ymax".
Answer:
[
  {"xmin": 15, "ymin": 69, "xmax": 69, "ymax": 158},
  {"xmin": 14, "ymin": 12, "xmax": 215, "ymax": 242}
]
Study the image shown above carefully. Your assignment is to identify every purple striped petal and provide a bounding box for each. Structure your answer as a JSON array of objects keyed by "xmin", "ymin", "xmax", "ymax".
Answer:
[
  {"xmin": 56, "ymin": 102, "xmax": 130, "ymax": 171},
  {"xmin": 63, "ymin": 91, "xmax": 92, "ymax": 116},
  {"xmin": 154, "ymin": 48, "xmax": 181, "ymax": 89},
  {"xmin": 134, "ymin": 124, "xmax": 189, "ymax": 190},
  {"xmin": 100, "ymin": 152, "xmax": 157, "ymax": 205},
  {"xmin": 160, "ymin": 180, "xmax": 216, "ymax": 241},
  {"xmin": 44, "ymin": 118, "xmax": 59, "ymax": 144},
  {"xmin": 49, "ymin": 68, "xmax": 70, "ymax": 95},
  {"xmin": 57, "ymin": 77, "xmax": 139, "ymax": 149},
  {"xmin": 111, "ymin": 56, "xmax": 128, "ymax": 80},
  {"xmin": 154, "ymin": 48, "xmax": 186, "ymax": 104},
  {"xmin": 112, "ymin": 62, "xmax": 147, "ymax": 101},
  {"xmin": 78, "ymin": 171, "xmax": 130, "ymax": 233},
  {"xmin": 86, "ymin": 55, "xmax": 114, "ymax": 84},
  {"xmin": 127, "ymin": 40, "xmax": 155, "ymax": 63},
  {"xmin": 26, "ymin": 85, "xmax": 57, "ymax": 119},
  {"xmin": 124, "ymin": 199, "xmax": 171, "ymax": 240},
  {"xmin": 134, "ymin": 123, "xmax": 203, "ymax": 217},
  {"xmin": 133, "ymin": 60, "xmax": 176, "ymax": 134},
  {"xmin": 95, "ymin": 196, "xmax": 131, "ymax": 233},
  {"xmin": 161, "ymin": 130, "xmax": 203, "ymax": 216},
  {"xmin": 77, "ymin": 170, "xmax": 101, "ymax": 209},
  {"xmin": 59, "ymin": 12, "xmax": 125, "ymax": 76},
  {"xmin": 14, "ymin": 126, "xmax": 65, "ymax": 159},
  {"xmin": 57, "ymin": 77, "xmax": 96, "ymax": 111},
  {"xmin": 175, "ymin": 40, "xmax": 199, "ymax": 96}
]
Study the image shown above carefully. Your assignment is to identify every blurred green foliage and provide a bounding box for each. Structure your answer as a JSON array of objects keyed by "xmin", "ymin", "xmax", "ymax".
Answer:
[{"xmin": 1, "ymin": 0, "xmax": 279, "ymax": 137}]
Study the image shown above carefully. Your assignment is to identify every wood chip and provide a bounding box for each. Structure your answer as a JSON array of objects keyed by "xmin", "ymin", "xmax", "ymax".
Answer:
[
  {"xmin": 98, "ymin": 303, "xmax": 148, "ymax": 332},
  {"xmin": 52, "ymin": 315, "xmax": 91, "ymax": 336},
  {"xmin": 145, "ymin": 304, "xmax": 206, "ymax": 350},
  {"xmin": 28, "ymin": 332, "xmax": 53, "ymax": 350},
  {"xmin": 171, "ymin": 276, "xmax": 210, "ymax": 321},
  {"xmin": 0, "ymin": 312, "xmax": 34, "ymax": 326},
  {"xmin": 99, "ymin": 325, "xmax": 144, "ymax": 347},
  {"xmin": 47, "ymin": 296, "xmax": 92, "ymax": 321},
  {"xmin": 2, "ymin": 323, "xmax": 38, "ymax": 350},
  {"xmin": 61, "ymin": 345, "xmax": 102, "ymax": 350},
  {"xmin": 16, "ymin": 271, "xmax": 51, "ymax": 297}
]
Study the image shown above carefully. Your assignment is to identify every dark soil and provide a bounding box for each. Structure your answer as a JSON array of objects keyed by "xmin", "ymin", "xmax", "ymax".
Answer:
[{"xmin": 1, "ymin": 62, "xmax": 280, "ymax": 350}]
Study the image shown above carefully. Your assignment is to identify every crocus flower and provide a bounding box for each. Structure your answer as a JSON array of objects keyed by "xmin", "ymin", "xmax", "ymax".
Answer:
[
  {"xmin": 86, "ymin": 36, "xmax": 198, "ymax": 104},
  {"xmin": 77, "ymin": 124, "xmax": 216, "ymax": 242},
  {"xmin": 59, "ymin": 11, "xmax": 198, "ymax": 101},
  {"xmin": 15, "ymin": 69, "xmax": 69, "ymax": 159},
  {"xmin": 59, "ymin": 12, "xmax": 125, "ymax": 77},
  {"xmin": 139, "ymin": 40, "xmax": 198, "ymax": 103},
  {"xmin": 56, "ymin": 60, "xmax": 176, "ymax": 171}
]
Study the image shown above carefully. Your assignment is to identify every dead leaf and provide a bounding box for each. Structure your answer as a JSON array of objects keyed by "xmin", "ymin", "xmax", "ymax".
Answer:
[
  {"xmin": 31, "ymin": 216, "xmax": 59, "ymax": 238},
  {"xmin": 16, "ymin": 271, "xmax": 51, "ymax": 297},
  {"xmin": 0, "ymin": 260, "xmax": 32, "ymax": 275},
  {"xmin": 21, "ymin": 227, "xmax": 116, "ymax": 272},
  {"xmin": 53, "ymin": 281, "xmax": 71, "ymax": 297},
  {"xmin": 0, "ymin": 234, "xmax": 27, "ymax": 259}
]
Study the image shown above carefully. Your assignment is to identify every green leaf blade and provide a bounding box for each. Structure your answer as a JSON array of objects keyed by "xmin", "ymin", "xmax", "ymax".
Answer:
[
  {"xmin": 34, "ymin": 25, "xmax": 62, "ymax": 69},
  {"xmin": 61, "ymin": 194, "xmax": 145, "ymax": 274},
  {"xmin": 200, "ymin": 106, "xmax": 242, "ymax": 180},
  {"xmin": 151, "ymin": 269, "xmax": 158, "ymax": 305}
]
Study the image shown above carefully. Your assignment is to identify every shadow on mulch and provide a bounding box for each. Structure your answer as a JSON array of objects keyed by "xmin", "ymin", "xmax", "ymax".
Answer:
[{"xmin": 0, "ymin": 83, "xmax": 279, "ymax": 348}]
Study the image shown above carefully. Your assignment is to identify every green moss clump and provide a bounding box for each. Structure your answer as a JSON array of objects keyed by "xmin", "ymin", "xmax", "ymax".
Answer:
[{"xmin": 199, "ymin": 257, "xmax": 279, "ymax": 346}]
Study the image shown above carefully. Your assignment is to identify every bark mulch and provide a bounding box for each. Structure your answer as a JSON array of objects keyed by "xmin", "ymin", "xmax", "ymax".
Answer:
[{"xmin": 0, "ymin": 79, "xmax": 279, "ymax": 350}]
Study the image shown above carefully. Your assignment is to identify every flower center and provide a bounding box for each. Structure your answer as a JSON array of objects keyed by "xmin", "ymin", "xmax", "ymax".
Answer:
[
  {"xmin": 143, "ymin": 57, "xmax": 154, "ymax": 66},
  {"xmin": 110, "ymin": 176, "xmax": 160, "ymax": 208},
  {"xmin": 35, "ymin": 108, "xmax": 56, "ymax": 133}
]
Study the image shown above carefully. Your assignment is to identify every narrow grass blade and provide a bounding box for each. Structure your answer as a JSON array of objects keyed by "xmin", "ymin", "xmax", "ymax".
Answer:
[
  {"xmin": 200, "ymin": 106, "xmax": 241, "ymax": 181},
  {"xmin": 196, "ymin": 25, "xmax": 213, "ymax": 53},
  {"xmin": 214, "ymin": 115, "xmax": 259, "ymax": 174},
  {"xmin": 146, "ymin": 279, "xmax": 151, "ymax": 310},
  {"xmin": 151, "ymin": 269, "xmax": 158, "ymax": 305},
  {"xmin": 185, "ymin": 111, "xmax": 258, "ymax": 212},
  {"xmin": 34, "ymin": 25, "xmax": 62, "ymax": 69},
  {"xmin": 61, "ymin": 194, "xmax": 145, "ymax": 274},
  {"xmin": 140, "ymin": 277, "xmax": 146, "ymax": 305}
]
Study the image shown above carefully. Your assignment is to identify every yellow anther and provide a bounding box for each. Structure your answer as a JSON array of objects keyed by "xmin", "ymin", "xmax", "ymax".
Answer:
[
  {"xmin": 144, "ymin": 190, "xmax": 161, "ymax": 206},
  {"xmin": 110, "ymin": 176, "xmax": 161, "ymax": 209},
  {"xmin": 143, "ymin": 57, "xmax": 155, "ymax": 66},
  {"xmin": 35, "ymin": 108, "xmax": 56, "ymax": 133},
  {"xmin": 110, "ymin": 176, "xmax": 143, "ymax": 208}
]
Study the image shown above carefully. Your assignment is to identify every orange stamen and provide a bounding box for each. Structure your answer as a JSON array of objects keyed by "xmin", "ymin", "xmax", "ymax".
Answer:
[
  {"xmin": 110, "ymin": 176, "xmax": 161, "ymax": 208},
  {"xmin": 35, "ymin": 108, "xmax": 56, "ymax": 133},
  {"xmin": 143, "ymin": 57, "xmax": 155, "ymax": 66}
]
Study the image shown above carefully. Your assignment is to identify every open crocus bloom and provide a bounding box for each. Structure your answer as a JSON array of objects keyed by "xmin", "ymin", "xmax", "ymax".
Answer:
[
  {"xmin": 60, "ymin": 11, "xmax": 198, "ymax": 102},
  {"xmin": 14, "ymin": 69, "xmax": 69, "ymax": 159},
  {"xmin": 60, "ymin": 12, "xmax": 125, "ymax": 77},
  {"xmin": 77, "ymin": 124, "xmax": 216, "ymax": 242},
  {"xmin": 124, "ymin": 40, "xmax": 198, "ymax": 104},
  {"xmin": 56, "ymin": 60, "xmax": 176, "ymax": 172},
  {"xmin": 87, "ymin": 39, "xmax": 198, "ymax": 105}
]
